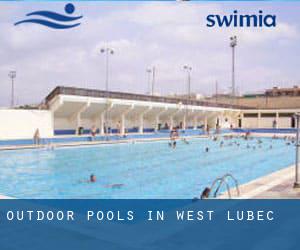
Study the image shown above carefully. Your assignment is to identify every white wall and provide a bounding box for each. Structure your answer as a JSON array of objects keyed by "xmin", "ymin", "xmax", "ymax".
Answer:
[
  {"xmin": 242, "ymin": 118, "xmax": 259, "ymax": 128},
  {"xmin": 54, "ymin": 117, "xmax": 76, "ymax": 130},
  {"xmin": 278, "ymin": 117, "xmax": 291, "ymax": 128},
  {"xmin": 242, "ymin": 117, "xmax": 292, "ymax": 128},
  {"xmin": 259, "ymin": 117, "xmax": 275, "ymax": 128},
  {"xmin": 0, "ymin": 109, "xmax": 53, "ymax": 140}
]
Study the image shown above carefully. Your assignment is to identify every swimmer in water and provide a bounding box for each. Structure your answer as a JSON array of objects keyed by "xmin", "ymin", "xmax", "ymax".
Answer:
[
  {"xmin": 182, "ymin": 138, "xmax": 190, "ymax": 145},
  {"xmin": 106, "ymin": 184, "xmax": 124, "ymax": 189},
  {"xmin": 205, "ymin": 147, "xmax": 209, "ymax": 153},
  {"xmin": 90, "ymin": 174, "xmax": 96, "ymax": 183},
  {"xmin": 173, "ymin": 141, "xmax": 177, "ymax": 148},
  {"xmin": 200, "ymin": 187, "xmax": 211, "ymax": 199}
]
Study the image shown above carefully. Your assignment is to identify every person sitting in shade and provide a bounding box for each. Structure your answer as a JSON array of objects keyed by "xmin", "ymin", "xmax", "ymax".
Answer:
[
  {"xmin": 91, "ymin": 125, "xmax": 97, "ymax": 137},
  {"xmin": 90, "ymin": 125, "xmax": 97, "ymax": 141},
  {"xmin": 33, "ymin": 128, "xmax": 41, "ymax": 145},
  {"xmin": 116, "ymin": 121, "xmax": 121, "ymax": 135}
]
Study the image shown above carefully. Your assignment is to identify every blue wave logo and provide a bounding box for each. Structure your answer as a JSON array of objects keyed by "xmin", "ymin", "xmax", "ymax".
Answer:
[{"xmin": 14, "ymin": 3, "xmax": 82, "ymax": 29}]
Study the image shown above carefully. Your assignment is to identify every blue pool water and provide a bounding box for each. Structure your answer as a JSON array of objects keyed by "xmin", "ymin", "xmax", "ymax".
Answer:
[{"xmin": 0, "ymin": 137, "xmax": 295, "ymax": 198}]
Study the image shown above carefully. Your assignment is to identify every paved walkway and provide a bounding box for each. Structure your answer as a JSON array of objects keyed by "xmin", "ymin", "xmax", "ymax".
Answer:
[{"xmin": 220, "ymin": 165, "xmax": 300, "ymax": 199}]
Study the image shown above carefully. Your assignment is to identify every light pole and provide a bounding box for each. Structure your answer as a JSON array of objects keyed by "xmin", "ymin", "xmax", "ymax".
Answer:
[
  {"xmin": 100, "ymin": 47, "xmax": 114, "ymax": 136},
  {"xmin": 100, "ymin": 47, "xmax": 114, "ymax": 93},
  {"xmin": 215, "ymin": 80, "xmax": 218, "ymax": 103},
  {"xmin": 183, "ymin": 65, "xmax": 192, "ymax": 130},
  {"xmin": 294, "ymin": 113, "xmax": 300, "ymax": 188},
  {"xmin": 152, "ymin": 66, "xmax": 156, "ymax": 96},
  {"xmin": 183, "ymin": 65, "xmax": 192, "ymax": 102},
  {"xmin": 8, "ymin": 71, "xmax": 16, "ymax": 108},
  {"xmin": 146, "ymin": 66, "xmax": 156, "ymax": 95},
  {"xmin": 230, "ymin": 36, "xmax": 237, "ymax": 98},
  {"xmin": 146, "ymin": 68, "xmax": 152, "ymax": 95}
]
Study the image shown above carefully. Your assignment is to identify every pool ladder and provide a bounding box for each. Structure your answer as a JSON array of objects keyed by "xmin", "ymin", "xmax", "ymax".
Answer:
[{"xmin": 209, "ymin": 173, "xmax": 240, "ymax": 199}]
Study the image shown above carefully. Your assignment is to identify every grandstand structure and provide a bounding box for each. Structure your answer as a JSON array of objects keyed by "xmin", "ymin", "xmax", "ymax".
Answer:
[
  {"xmin": 45, "ymin": 86, "xmax": 300, "ymax": 136},
  {"xmin": 45, "ymin": 86, "xmax": 242, "ymax": 135}
]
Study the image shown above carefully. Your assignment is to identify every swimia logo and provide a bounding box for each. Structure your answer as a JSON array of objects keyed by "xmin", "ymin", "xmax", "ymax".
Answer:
[
  {"xmin": 206, "ymin": 10, "xmax": 276, "ymax": 28},
  {"xmin": 14, "ymin": 3, "xmax": 83, "ymax": 29}
]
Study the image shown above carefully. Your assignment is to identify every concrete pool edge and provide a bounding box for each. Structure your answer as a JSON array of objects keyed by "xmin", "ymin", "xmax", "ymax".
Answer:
[
  {"xmin": 219, "ymin": 165, "xmax": 300, "ymax": 199},
  {"xmin": 0, "ymin": 132, "xmax": 296, "ymax": 151},
  {"xmin": 0, "ymin": 194, "xmax": 14, "ymax": 199},
  {"xmin": 0, "ymin": 134, "xmax": 213, "ymax": 151}
]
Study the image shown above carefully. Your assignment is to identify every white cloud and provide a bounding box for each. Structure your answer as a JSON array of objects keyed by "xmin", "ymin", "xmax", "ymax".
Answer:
[{"xmin": 0, "ymin": 2, "xmax": 300, "ymax": 106}]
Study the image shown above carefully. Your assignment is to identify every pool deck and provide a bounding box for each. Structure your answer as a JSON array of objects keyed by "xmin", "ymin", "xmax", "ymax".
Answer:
[
  {"xmin": 219, "ymin": 165, "xmax": 300, "ymax": 199},
  {"xmin": 0, "ymin": 134, "xmax": 211, "ymax": 151},
  {"xmin": 0, "ymin": 131, "xmax": 296, "ymax": 151},
  {"xmin": 0, "ymin": 194, "xmax": 13, "ymax": 199}
]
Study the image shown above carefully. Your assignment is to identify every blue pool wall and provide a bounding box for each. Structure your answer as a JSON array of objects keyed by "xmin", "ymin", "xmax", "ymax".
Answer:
[{"xmin": 0, "ymin": 129, "xmax": 206, "ymax": 147}]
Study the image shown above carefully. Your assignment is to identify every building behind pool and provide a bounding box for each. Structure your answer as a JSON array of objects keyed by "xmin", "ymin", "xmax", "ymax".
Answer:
[{"xmin": 0, "ymin": 86, "xmax": 300, "ymax": 141}]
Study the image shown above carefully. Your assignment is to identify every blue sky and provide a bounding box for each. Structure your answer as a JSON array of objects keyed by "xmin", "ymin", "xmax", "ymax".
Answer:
[{"xmin": 0, "ymin": 1, "xmax": 300, "ymax": 106}]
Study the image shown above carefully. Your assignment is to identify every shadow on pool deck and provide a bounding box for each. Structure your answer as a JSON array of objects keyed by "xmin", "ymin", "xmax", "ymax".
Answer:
[{"xmin": 219, "ymin": 165, "xmax": 300, "ymax": 199}]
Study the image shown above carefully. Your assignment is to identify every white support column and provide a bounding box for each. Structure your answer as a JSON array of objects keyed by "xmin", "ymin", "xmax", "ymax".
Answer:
[
  {"xmin": 193, "ymin": 116, "xmax": 198, "ymax": 130},
  {"xmin": 119, "ymin": 105, "xmax": 134, "ymax": 135},
  {"xmin": 258, "ymin": 112, "xmax": 261, "ymax": 128},
  {"xmin": 154, "ymin": 107, "xmax": 168, "ymax": 132},
  {"xmin": 94, "ymin": 103, "xmax": 114, "ymax": 135},
  {"xmin": 240, "ymin": 112, "xmax": 244, "ymax": 128},
  {"xmin": 138, "ymin": 114, "xmax": 144, "ymax": 134},
  {"xmin": 276, "ymin": 112, "xmax": 279, "ymax": 129},
  {"xmin": 121, "ymin": 113, "xmax": 125, "ymax": 135},
  {"xmin": 169, "ymin": 116, "xmax": 174, "ymax": 130},
  {"xmin": 182, "ymin": 115, "xmax": 186, "ymax": 130},
  {"xmin": 204, "ymin": 116, "xmax": 208, "ymax": 131},
  {"xmin": 167, "ymin": 108, "xmax": 180, "ymax": 130},
  {"xmin": 76, "ymin": 113, "xmax": 81, "ymax": 134},
  {"xmin": 99, "ymin": 112, "xmax": 105, "ymax": 135},
  {"xmin": 69, "ymin": 102, "xmax": 90, "ymax": 135},
  {"xmin": 155, "ymin": 115, "xmax": 160, "ymax": 132},
  {"xmin": 138, "ymin": 107, "xmax": 152, "ymax": 134}
]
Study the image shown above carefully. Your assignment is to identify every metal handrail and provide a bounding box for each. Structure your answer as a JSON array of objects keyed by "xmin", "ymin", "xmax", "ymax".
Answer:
[
  {"xmin": 210, "ymin": 177, "xmax": 232, "ymax": 198},
  {"xmin": 209, "ymin": 173, "xmax": 240, "ymax": 198},
  {"xmin": 222, "ymin": 173, "xmax": 240, "ymax": 197}
]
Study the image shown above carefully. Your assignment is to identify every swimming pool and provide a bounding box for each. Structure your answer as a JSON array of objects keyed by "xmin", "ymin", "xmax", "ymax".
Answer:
[{"xmin": 0, "ymin": 136, "xmax": 295, "ymax": 198}]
